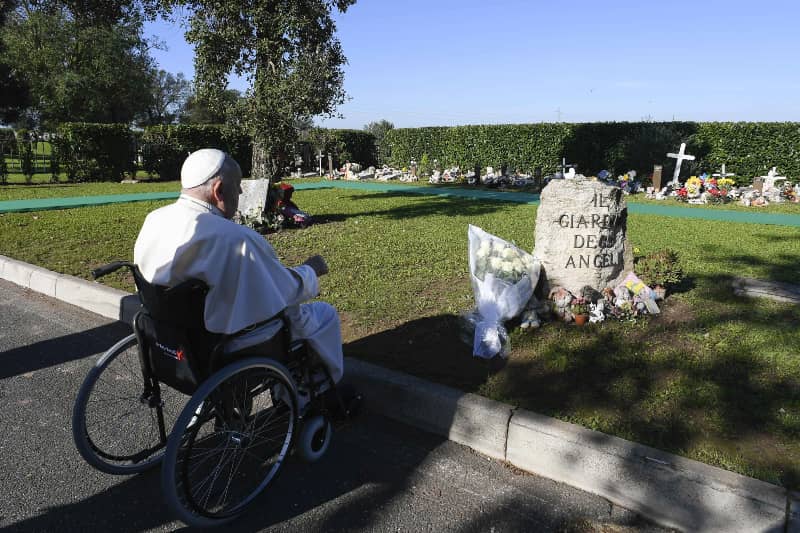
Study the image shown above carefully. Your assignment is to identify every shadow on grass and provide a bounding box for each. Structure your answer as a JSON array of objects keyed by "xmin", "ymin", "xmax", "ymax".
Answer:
[
  {"xmin": 344, "ymin": 313, "xmax": 502, "ymax": 393},
  {"xmin": 313, "ymin": 191, "xmax": 521, "ymax": 224},
  {"xmin": 708, "ymin": 252, "xmax": 800, "ymax": 284},
  {"xmin": 346, "ymin": 272, "xmax": 800, "ymax": 491}
]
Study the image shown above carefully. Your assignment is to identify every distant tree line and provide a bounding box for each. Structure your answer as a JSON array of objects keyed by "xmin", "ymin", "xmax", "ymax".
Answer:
[
  {"xmin": 0, "ymin": 0, "xmax": 244, "ymax": 129},
  {"xmin": 0, "ymin": 0, "xmax": 358, "ymax": 181}
]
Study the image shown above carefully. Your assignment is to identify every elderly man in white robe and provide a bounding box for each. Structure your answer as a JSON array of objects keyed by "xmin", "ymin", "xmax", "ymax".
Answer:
[{"xmin": 134, "ymin": 148, "xmax": 344, "ymax": 388}]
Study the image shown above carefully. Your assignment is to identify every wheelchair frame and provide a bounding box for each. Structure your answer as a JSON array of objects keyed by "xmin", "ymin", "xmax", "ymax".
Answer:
[{"xmin": 71, "ymin": 261, "xmax": 352, "ymax": 528}]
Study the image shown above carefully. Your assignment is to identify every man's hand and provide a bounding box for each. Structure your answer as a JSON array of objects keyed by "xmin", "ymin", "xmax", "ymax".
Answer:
[{"xmin": 303, "ymin": 254, "xmax": 329, "ymax": 276}]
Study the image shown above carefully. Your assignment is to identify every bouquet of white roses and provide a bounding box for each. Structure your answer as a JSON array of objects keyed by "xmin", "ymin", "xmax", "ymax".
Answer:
[{"xmin": 468, "ymin": 225, "xmax": 541, "ymax": 358}]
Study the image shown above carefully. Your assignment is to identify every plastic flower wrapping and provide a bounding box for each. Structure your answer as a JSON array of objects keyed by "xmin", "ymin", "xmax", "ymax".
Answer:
[
  {"xmin": 468, "ymin": 225, "xmax": 541, "ymax": 358},
  {"xmin": 472, "ymin": 238, "xmax": 537, "ymax": 284}
]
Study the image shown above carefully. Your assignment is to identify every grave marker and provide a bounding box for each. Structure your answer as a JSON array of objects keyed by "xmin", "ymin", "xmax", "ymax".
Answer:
[
  {"xmin": 534, "ymin": 180, "xmax": 634, "ymax": 295},
  {"xmin": 666, "ymin": 143, "xmax": 695, "ymax": 187},
  {"xmin": 652, "ymin": 165, "xmax": 663, "ymax": 191},
  {"xmin": 762, "ymin": 167, "xmax": 787, "ymax": 192},
  {"xmin": 237, "ymin": 179, "xmax": 271, "ymax": 220},
  {"xmin": 712, "ymin": 163, "xmax": 735, "ymax": 182}
]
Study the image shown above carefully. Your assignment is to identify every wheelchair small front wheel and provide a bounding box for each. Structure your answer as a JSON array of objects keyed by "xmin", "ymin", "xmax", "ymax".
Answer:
[
  {"xmin": 297, "ymin": 414, "xmax": 332, "ymax": 463},
  {"xmin": 162, "ymin": 357, "xmax": 297, "ymax": 528}
]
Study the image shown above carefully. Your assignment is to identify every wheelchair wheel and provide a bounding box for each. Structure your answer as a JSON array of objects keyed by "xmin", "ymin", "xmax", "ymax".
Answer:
[
  {"xmin": 297, "ymin": 414, "xmax": 331, "ymax": 463},
  {"xmin": 72, "ymin": 333, "xmax": 187, "ymax": 475},
  {"xmin": 162, "ymin": 357, "xmax": 297, "ymax": 528}
]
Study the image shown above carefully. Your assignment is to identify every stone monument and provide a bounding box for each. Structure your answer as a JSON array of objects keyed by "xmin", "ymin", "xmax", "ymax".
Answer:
[
  {"xmin": 237, "ymin": 178, "xmax": 271, "ymax": 220},
  {"xmin": 534, "ymin": 178, "xmax": 634, "ymax": 295}
]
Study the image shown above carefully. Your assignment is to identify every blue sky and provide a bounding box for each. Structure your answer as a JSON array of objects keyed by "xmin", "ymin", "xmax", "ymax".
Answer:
[{"xmin": 145, "ymin": 0, "xmax": 800, "ymax": 129}]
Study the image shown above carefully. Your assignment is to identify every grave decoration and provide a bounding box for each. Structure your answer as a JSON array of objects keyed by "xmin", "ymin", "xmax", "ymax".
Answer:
[
  {"xmin": 273, "ymin": 182, "xmax": 312, "ymax": 228},
  {"xmin": 671, "ymin": 171, "xmax": 740, "ymax": 204},
  {"xmin": 666, "ymin": 143, "xmax": 695, "ymax": 187},
  {"xmin": 616, "ymin": 170, "xmax": 641, "ymax": 194},
  {"xmin": 236, "ymin": 179, "xmax": 312, "ymax": 232},
  {"xmin": 676, "ymin": 176, "xmax": 703, "ymax": 202},
  {"xmin": 781, "ymin": 183, "xmax": 799, "ymax": 203},
  {"xmin": 467, "ymin": 224, "xmax": 541, "ymax": 358},
  {"xmin": 705, "ymin": 176, "xmax": 736, "ymax": 204},
  {"xmin": 460, "ymin": 176, "xmax": 688, "ymax": 359}
]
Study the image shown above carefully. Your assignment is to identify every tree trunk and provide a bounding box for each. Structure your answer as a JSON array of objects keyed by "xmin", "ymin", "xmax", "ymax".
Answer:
[
  {"xmin": 251, "ymin": 136, "xmax": 285, "ymax": 181},
  {"xmin": 251, "ymin": 137, "xmax": 270, "ymax": 181}
]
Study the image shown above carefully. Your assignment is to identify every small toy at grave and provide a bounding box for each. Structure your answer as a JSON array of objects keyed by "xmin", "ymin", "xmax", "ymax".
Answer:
[
  {"xmin": 602, "ymin": 287, "xmax": 615, "ymax": 305},
  {"xmin": 549, "ymin": 286, "xmax": 575, "ymax": 322},
  {"xmin": 613, "ymin": 285, "xmax": 631, "ymax": 307},
  {"xmin": 519, "ymin": 297, "xmax": 542, "ymax": 329},
  {"xmin": 588, "ymin": 301, "xmax": 605, "ymax": 323}
]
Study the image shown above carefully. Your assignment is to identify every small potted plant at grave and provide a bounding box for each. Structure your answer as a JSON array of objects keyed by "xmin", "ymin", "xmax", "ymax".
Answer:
[
  {"xmin": 570, "ymin": 297, "xmax": 590, "ymax": 325},
  {"xmin": 634, "ymin": 248, "xmax": 683, "ymax": 300}
]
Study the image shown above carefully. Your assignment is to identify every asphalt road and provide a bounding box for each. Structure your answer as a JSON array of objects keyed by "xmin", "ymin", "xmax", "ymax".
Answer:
[{"xmin": 0, "ymin": 279, "xmax": 670, "ymax": 532}]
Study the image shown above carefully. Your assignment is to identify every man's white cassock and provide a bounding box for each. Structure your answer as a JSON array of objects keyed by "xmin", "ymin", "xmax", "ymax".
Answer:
[{"xmin": 133, "ymin": 194, "xmax": 343, "ymax": 382}]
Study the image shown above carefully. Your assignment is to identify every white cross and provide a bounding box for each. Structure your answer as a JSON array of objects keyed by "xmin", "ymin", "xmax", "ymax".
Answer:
[
  {"xmin": 712, "ymin": 164, "xmax": 735, "ymax": 181},
  {"xmin": 762, "ymin": 167, "xmax": 787, "ymax": 192},
  {"xmin": 666, "ymin": 143, "xmax": 696, "ymax": 187}
]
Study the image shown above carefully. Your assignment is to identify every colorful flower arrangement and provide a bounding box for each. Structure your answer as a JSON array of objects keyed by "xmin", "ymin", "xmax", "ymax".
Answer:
[
  {"xmin": 685, "ymin": 176, "xmax": 702, "ymax": 196},
  {"xmin": 569, "ymin": 297, "xmax": 589, "ymax": 316},
  {"xmin": 781, "ymin": 183, "xmax": 799, "ymax": 202}
]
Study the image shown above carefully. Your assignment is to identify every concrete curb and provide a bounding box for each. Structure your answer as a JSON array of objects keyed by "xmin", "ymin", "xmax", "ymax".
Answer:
[
  {"xmin": 2, "ymin": 254, "xmax": 797, "ymax": 532},
  {"xmin": 0, "ymin": 255, "xmax": 141, "ymax": 324}
]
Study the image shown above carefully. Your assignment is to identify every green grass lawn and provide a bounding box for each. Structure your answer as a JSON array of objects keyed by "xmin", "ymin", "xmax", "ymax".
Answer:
[
  {"xmin": 1, "ymin": 183, "xmax": 800, "ymax": 487},
  {"xmin": 0, "ymin": 172, "xmax": 168, "ymax": 196}
]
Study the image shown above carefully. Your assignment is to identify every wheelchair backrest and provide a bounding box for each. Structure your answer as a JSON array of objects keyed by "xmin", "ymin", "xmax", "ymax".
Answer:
[
  {"xmin": 132, "ymin": 268, "xmax": 208, "ymax": 329},
  {"xmin": 131, "ymin": 270, "xmax": 218, "ymax": 395}
]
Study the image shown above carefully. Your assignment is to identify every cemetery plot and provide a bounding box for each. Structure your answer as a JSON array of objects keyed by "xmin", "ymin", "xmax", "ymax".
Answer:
[{"xmin": 3, "ymin": 183, "xmax": 800, "ymax": 490}]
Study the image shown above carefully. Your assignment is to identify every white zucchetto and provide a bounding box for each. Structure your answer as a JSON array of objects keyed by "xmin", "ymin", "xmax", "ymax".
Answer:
[{"xmin": 180, "ymin": 149, "xmax": 240, "ymax": 189}]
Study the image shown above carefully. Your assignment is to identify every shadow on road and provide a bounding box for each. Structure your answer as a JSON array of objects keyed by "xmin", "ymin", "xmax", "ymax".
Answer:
[{"xmin": 0, "ymin": 321, "xmax": 131, "ymax": 379}]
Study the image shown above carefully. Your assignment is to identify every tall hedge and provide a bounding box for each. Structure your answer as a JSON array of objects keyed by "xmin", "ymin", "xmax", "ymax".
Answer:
[
  {"xmin": 57, "ymin": 123, "xmax": 136, "ymax": 182},
  {"xmin": 384, "ymin": 122, "xmax": 800, "ymax": 184},
  {"xmin": 141, "ymin": 124, "xmax": 252, "ymax": 181},
  {"xmin": 303, "ymin": 128, "xmax": 376, "ymax": 169},
  {"xmin": 689, "ymin": 122, "xmax": 800, "ymax": 182}
]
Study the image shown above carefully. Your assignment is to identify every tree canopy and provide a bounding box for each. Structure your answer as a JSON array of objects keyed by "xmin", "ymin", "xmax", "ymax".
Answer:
[
  {"xmin": 181, "ymin": 88, "xmax": 242, "ymax": 125},
  {"xmin": 364, "ymin": 119, "xmax": 394, "ymax": 164},
  {"xmin": 140, "ymin": 69, "xmax": 191, "ymax": 125},
  {"xmin": 0, "ymin": 0, "xmax": 31, "ymax": 124},
  {"xmin": 175, "ymin": 0, "xmax": 356, "ymax": 179},
  {"xmin": 0, "ymin": 0, "xmax": 160, "ymax": 127}
]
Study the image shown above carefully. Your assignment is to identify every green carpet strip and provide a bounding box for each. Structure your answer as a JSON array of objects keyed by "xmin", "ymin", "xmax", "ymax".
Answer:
[
  {"xmin": 0, "ymin": 192, "xmax": 179, "ymax": 213},
  {"xmin": 1, "ymin": 181, "xmax": 799, "ymax": 227}
]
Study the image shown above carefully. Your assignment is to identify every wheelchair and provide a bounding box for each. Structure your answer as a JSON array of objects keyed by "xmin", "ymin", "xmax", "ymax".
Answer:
[{"xmin": 71, "ymin": 261, "xmax": 359, "ymax": 528}]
